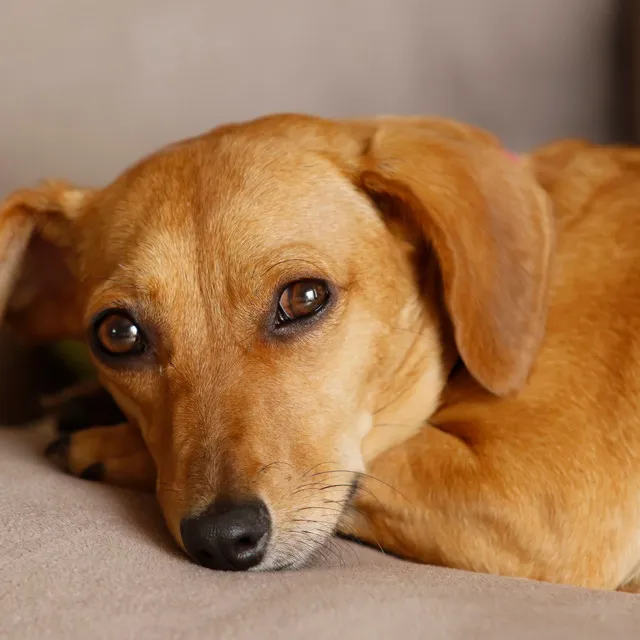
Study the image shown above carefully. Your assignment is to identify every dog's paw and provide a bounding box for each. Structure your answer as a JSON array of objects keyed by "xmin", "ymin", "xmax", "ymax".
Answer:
[
  {"xmin": 44, "ymin": 423, "xmax": 156, "ymax": 491},
  {"xmin": 42, "ymin": 382, "xmax": 126, "ymax": 434},
  {"xmin": 45, "ymin": 430, "xmax": 102, "ymax": 480}
]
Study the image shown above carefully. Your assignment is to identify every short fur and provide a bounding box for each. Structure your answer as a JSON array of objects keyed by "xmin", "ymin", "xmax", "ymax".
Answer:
[{"xmin": 1, "ymin": 115, "xmax": 639, "ymax": 589}]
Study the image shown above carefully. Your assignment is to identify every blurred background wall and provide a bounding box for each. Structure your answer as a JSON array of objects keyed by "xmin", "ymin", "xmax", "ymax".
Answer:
[{"xmin": 0, "ymin": 0, "xmax": 633, "ymax": 199}]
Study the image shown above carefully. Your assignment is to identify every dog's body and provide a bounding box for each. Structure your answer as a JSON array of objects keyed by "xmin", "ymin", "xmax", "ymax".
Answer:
[
  {"xmin": 359, "ymin": 140, "xmax": 640, "ymax": 590},
  {"xmin": 1, "ymin": 115, "xmax": 639, "ymax": 590}
]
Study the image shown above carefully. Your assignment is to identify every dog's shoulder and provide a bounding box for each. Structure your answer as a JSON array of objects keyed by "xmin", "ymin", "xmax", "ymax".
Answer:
[{"xmin": 529, "ymin": 140, "xmax": 640, "ymax": 227}]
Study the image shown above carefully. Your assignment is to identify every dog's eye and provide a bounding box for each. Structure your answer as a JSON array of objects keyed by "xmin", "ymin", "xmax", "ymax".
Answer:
[
  {"xmin": 92, "ymin": 311, "xmax": 147, "ymax": 357},
  {"xmin": 277, "ymin": 280, "xmax": 330, "ymax": 324}
]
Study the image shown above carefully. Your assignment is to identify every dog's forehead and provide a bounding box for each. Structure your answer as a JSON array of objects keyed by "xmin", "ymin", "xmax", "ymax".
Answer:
[
  {"xmin": 101, "ymin": 131, "xmax": 365, "ymax": 245},
  {"xmin": 88, "ymin": 130, "xmax": 378, "ymax": 308}
]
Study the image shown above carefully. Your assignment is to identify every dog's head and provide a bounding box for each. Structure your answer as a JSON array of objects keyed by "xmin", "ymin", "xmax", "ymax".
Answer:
[{"xmin": 0, "ymin": 115, "xmax": 553, "ymax": 570}]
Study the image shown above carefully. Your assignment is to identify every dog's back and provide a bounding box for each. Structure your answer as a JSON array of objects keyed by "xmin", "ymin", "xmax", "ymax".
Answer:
[
  {"xmin": 431, "ymin": 142, "xmax": 640, "ymax": 588},
  {"xmin": 536, "ymin": 142, "xmax": 640, "ymax": 589},
  {"xmin": 531, "ymin": 141, "xmax": 640, "ymax": 405}
]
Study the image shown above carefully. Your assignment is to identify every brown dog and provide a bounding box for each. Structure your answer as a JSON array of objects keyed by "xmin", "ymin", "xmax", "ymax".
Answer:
[{"xmin": 1, "ymin": 115, "xmax": 639, "ymax": 590}]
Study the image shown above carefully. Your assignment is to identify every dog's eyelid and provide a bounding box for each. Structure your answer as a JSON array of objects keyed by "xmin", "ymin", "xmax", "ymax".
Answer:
[{"xmin": 85, "ymin": 296, "xmax": 138, "ymax": 327}]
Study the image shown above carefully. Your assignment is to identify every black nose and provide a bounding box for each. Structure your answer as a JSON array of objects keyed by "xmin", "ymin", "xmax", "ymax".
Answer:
[{"xmin": 180, "ymin": 499, "xmax": 271, "ymax": 571}]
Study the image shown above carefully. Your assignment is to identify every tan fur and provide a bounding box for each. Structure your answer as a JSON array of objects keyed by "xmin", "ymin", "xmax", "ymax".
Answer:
[{"xmin": 1, "ymin": 115, "xmax": 639, "ymax": 588}]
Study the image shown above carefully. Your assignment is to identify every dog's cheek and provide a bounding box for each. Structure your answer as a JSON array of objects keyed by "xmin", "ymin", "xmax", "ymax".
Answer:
[{"xmin": 339, "ymin": 411, "xmax": 372, "ymax": 473}]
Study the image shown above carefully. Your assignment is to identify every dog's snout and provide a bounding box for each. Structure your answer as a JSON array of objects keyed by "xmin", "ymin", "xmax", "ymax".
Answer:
[{"xmin": 180, "ymin": 499, "xmax": 271, "ymax": 571}]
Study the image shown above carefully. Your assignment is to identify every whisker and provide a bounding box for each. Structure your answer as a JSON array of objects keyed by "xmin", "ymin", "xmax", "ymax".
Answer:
[
  {"xmin": 310, "ymin": 469, "xmax": 412, "ymax": 507},
  {"xmin": 287, "ymin": 534, "xmax": 329, "ymax": 565},
  {"xmin": 312, "ymin": 481, "xmax": 384, "ymax": 508},
  {"xmin": 339, "ymin": 504, "xmax": 387, "ymax": 556},
  {"xmin": 325, "ymin": 538, "xmax": 347, "ymax": 568},
  {"xmin": 318, "ymin": 483, "xmax": 356, "ymax": 492},
  {"xmin": 290, "ymin": 518, "xmax": 337, "ymax": 531},
  {"xmin": 294, "ymin": 506, "xmax": 347, "ymax": 516},
  {"xmin": 256, "ymin": 461, "xmax": 294, "ymax": 476},
  {"xmin": 289, "ymin": 481, "xmax": 329, "ymax": 497},
  {"xmin": 309, "ymin": 470, "xmax": 355, "ymax": 478},
  {"xmin": 355, "ymin": 471, "xmax": 413, "ymax": 507},
  {"xmin": 290, "ymin": 529, "xmax": 345, "ymax": 567},
  {"xmin": 302, "ymin": 460, "xmax": 338, "ymax": 477}
]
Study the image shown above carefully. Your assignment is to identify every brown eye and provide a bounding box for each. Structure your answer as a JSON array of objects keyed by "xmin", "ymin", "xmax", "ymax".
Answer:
[
  {"xmin": 277, "ymin": 279, "xmax": 330, "ymax": 324},
  {"xmin": 92, "ymin": 311, "xmax": 147, "ymax": 357}
]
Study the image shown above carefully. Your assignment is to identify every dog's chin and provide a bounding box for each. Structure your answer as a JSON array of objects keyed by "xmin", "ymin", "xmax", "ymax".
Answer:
[
  {"xmin": 250, "ymin": 528, "xmax": 339, "ymax": 572},
  {"xmin": 251, "ymin": 556, "xmax": 308, "ymax": 572},
  {"xmin": 247, "ymin": 474, "xmax": 361, "ymax": 572}
]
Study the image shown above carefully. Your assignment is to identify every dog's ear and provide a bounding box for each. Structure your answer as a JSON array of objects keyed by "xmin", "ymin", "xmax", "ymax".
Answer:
[
  {"xmin": 358, "ymin": 124, "xmax": 554, "ymax": 395},
  {"xmin": 0, "ymin": 182, "xmax": 93, "ymax": 342}
]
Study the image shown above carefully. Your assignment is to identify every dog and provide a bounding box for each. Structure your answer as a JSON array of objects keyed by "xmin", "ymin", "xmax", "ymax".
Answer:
[{"xmin": 1, "ymin": 114, "xmax": 639, "ymax": 591}]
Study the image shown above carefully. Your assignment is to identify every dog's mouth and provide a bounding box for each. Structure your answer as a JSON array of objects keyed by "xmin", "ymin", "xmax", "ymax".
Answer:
[
  {"xmin": 258, "ymin": 476, "xmax": 361, "ymax": 572},
  {"xmin": 178, "ymin": 476, "xmax": 360, "ymax": 572}
]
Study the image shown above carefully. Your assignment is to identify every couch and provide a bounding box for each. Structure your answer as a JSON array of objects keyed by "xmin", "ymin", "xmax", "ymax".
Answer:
[{"xmin": 2, "ymin": 1, "xmax": 639, "ymax": 638}]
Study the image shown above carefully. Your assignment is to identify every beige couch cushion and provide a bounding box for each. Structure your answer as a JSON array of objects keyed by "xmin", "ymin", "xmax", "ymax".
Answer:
[{"xmin": 1, "ymin": 427, "xmax": 639, "ymax": 639}]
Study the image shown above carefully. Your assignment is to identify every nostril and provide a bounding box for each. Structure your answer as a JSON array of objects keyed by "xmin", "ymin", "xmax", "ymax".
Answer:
[{"xmin": 236, "ymin": 535, "xmax": 257, "ymax": 551}]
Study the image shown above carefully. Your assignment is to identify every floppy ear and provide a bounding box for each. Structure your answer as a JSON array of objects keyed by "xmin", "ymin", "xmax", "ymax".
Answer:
[
  {"xmin": 359, "ymin": 126, "xmax": 554, "ymax": 396},
  {"xmin": 0, "ymin": 182, "xmax": 92, "ymax": 342}
]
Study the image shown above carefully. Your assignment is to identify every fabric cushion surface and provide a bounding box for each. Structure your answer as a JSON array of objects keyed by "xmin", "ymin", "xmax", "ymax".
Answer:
[{"xmin": 1, "ymin": 426, "xmax": 639, "ymax": 639}]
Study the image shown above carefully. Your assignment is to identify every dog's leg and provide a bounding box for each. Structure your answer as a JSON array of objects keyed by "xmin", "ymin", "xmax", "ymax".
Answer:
[
  {"xmin": 340, "ymin": 423, "xmax": 626, "ymax": 589},
  {"xmin": 46, "ymin": 422, "xmax": 156, "ymax": 491},
  {"xmin": 341, "ymin": 426, "xmax": 492, "ymax": 568},
  {"xmin": 42, "ymin": 383, "xmax": 156, "ymax": 490},
  {"xmin": 43, "ymin": 382, "xmax": 127, "ymax": 433}
]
